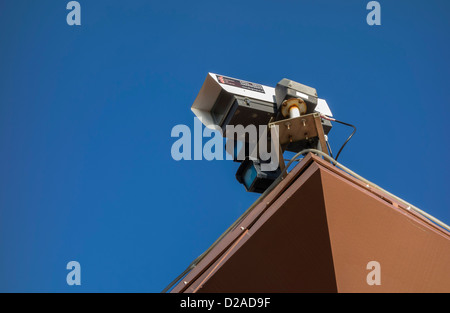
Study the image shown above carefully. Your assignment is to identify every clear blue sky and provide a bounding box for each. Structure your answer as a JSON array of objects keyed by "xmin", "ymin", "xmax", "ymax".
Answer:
[{"xmin": 0, "ymin": 0, "xmax": 449, "ymax": 292}]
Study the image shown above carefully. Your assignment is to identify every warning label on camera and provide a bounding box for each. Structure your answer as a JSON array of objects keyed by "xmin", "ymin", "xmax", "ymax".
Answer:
[{"xmin": 216, "ymin": 75, "xmax": 265, "ymax": 94}]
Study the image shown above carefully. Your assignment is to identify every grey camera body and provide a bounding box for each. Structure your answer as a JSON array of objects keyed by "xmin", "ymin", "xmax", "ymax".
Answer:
[{"xmin": 275, "ymin": 78, "xmax": 319, "ymax": 114}]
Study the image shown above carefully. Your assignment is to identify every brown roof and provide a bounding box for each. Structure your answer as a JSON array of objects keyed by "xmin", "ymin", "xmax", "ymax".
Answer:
[{"xmin": 171, "ymin": 153, "xmax": 450, "ymax": 293}]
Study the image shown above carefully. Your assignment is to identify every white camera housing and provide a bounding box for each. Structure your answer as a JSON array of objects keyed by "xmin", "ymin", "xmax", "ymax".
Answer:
[
  {"xmin": 191, "ymin": 73, "xmax": 277, "ymax": 131},
  {"xmin": 191, "ymin": 72, "xmax": 333, "ymax": 132}
]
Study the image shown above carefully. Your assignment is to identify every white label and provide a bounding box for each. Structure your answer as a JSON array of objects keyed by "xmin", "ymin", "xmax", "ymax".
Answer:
[{"xmin": 296, "ymin": 91, "xmax": 309, "ymax": 100}]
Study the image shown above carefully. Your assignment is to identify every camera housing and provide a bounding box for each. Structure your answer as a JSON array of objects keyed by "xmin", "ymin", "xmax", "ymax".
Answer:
[
  {"xmin": 235, "ymin": 158, "xmax": 282, "ymax": 193},
  {"xmin": 192, "ymin": 73, "xmax": 333, "ymax": 134},
  {"xmin": 191, "ymin": 73, "xmax": 335, "ymax": 193},
  {"xmin": 191, "ymin": 73, "xmax": 278, "ymax": 135},
  {"xmin": 275, "ymin": 78, "xmax": 319, "ymax": 115}
]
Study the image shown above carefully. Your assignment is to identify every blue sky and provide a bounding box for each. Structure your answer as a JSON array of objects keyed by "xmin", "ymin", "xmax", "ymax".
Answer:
[{"xmin": 0, "ymin": 0, "xmax": 449, "ymax": 292}]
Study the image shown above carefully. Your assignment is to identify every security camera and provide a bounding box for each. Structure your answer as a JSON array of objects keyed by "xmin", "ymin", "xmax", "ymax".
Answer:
[
  {"xmin": 191, "ymin": 73, "xmax": 333, "ymax": 134},
  {"xmin": 275, "ymin": 78, "xmax": 319, "ymax": 116},
  {"xmin": 235, "ymin": 157, "xmax": 282, "ymax": 193},
  {"xmin": 190, "ymin": 73, "xmax": 336, "ymax": 193},
  {"xmin": 191, "ymin": 73, "xmax": 278, "ymax": 134}
]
